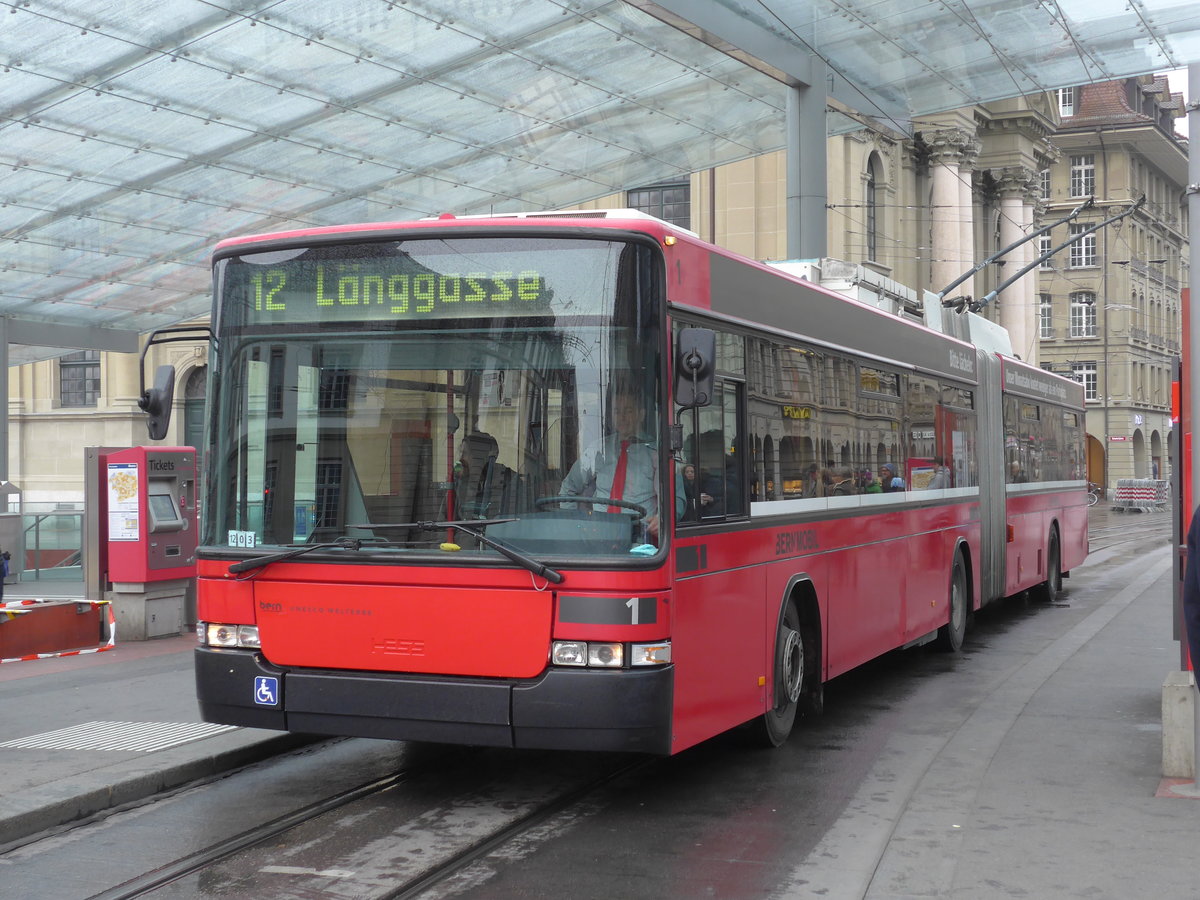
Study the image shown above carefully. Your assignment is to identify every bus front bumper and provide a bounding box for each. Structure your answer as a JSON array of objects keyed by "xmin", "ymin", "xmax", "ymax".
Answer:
[{"xmin": 195, "ymin": 647, "xmax": 674, "ymax": 754}]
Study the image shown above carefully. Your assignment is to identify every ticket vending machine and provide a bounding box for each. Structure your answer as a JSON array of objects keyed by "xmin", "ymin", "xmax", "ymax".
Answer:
[{"xmin": 102, "ymin": 446, "xmax": 198, "ymax": 639}]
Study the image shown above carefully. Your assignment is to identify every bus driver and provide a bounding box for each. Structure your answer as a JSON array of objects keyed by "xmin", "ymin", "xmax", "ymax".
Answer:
[{"xmin": 559, "ymin": 393, "xmax": 682, "ymax": 542}]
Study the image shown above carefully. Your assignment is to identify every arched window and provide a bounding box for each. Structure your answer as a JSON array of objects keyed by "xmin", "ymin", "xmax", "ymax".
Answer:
[{"xmin": 183, "ymin": 365, "xmax": 208, "ymax": 458}]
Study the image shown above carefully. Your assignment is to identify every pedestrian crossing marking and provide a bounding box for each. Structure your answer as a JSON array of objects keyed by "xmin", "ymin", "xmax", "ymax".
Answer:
[{"xmin": 0, "ymin": 720, "xmax": 237, "ymax": 752}]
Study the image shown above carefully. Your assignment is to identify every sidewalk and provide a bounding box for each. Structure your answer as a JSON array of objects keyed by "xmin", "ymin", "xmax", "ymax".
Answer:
[
  {"xmin": 0, "ymin": 580, "xmax": 315, "ymax": 848},
  {"xmin": 781, "ymin": 510, "xmax": 1200, "ymax": 898}
]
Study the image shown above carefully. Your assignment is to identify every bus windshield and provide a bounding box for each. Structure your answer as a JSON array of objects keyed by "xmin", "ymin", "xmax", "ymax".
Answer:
[{"xmin": 205, "ymin": 234, "xmax": 666, "ymax": 564}]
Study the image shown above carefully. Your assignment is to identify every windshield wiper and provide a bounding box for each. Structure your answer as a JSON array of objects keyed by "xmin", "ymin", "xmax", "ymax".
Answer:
[
  {"xmin": 227, "ymin": 536, "xmax": 380, "ymax": 574},
  {"xmin": 348, "ymin": 518, "xmax": 564, "ymax": 585}
]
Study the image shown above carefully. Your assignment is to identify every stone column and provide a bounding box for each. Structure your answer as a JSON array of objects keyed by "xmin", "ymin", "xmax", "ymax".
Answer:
[
  {"xmin": 1021, "ymin": 187, "xmax": 1041, "ymax": 367},
  {"xmin": 108, "ymin": 349, "xmax": 144, "ymax": 410},
  {"xmin": 958, "ymin": 141, "xmax": 980, "ymax": 302},
  {"xmin": 927, "ymin": 129, "xmax": 977, "ymax": 300},
  {"xmin": 995, "ymin": 167, "xmax": 1038, "ymax": 362}
]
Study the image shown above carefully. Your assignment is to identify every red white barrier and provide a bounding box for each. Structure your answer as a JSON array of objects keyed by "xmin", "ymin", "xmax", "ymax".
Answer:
[
  {"xmin": 0, "ymin": 599, "xmax": 116, "ymax": 664},
  {"xmin": 1111, "ymin": 479, "xmax": 1168, "ymax": 512}
]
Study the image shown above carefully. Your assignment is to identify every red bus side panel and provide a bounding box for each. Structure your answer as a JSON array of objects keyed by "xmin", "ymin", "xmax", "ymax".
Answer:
[
  {"xmin": 826, "ymin": 538, "xmax": 903, "ymax": 677},
  {"xmin": 672, "ymin": 557, "xmax": 769, "ymax": 752},
  {"xmin": 1005, "ymin": 490, "xmax": 1085, "ymax": 595},
  {"xmin": 669, "ymin": 503, "xmax": 981, "ymax": 750},
  {"xmin": 1060, "ymin": 500, "xmax": 1089, "ymax": 573}
]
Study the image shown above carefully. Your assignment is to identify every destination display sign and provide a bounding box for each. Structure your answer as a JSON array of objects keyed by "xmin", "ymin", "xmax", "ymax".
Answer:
[
  {"xmin": 234, "ymin": 261, "xmax": 554, "ymax": 323},
  {"xmin": 1002, "ymin": 360, "xmax": 1080, "ymax": 405}
]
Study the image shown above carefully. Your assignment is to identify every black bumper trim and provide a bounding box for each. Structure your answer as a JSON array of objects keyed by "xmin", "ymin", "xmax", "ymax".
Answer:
[{"xmin": 194, "ymin": 648, "xmax": 673, "ymax": 754}]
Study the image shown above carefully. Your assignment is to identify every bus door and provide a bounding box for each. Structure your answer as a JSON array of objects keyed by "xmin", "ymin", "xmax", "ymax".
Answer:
[{"xmin": 673, "ymin": 378, "xmax": 760, "ymax": 743}]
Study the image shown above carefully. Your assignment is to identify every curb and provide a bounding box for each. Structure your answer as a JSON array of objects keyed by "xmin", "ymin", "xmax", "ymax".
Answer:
[{"xmin": 0, "ymin": 731, "xmax": 323, "ymax": 850}]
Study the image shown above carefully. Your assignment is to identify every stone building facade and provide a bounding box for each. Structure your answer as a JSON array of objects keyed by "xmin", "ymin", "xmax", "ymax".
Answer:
[{"xmin": 1035, "ymin": 76, "xmax": 1187, "ymax": 484}]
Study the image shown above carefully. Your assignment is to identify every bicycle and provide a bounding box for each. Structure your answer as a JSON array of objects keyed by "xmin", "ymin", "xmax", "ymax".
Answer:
[{"xmin": 1087, "ymin": 482, "xmax": 1103, "ymax": 506}]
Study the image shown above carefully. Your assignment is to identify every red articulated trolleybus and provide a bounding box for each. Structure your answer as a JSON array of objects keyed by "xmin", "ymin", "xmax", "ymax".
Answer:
[{"xmin": 140, "ymin": 210, "xmax": 1088, "ymax": 755}]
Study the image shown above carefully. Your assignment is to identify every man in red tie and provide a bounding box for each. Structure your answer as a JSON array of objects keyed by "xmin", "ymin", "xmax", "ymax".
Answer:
[{"xmin": 559, "ymin": 391, "xmax": 667, "ymax": 541}]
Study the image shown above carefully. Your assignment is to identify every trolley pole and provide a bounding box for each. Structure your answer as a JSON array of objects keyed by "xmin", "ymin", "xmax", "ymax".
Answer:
[
  {"xmin": 1189, "ymin": 65, "xmax": 1200, "ymax": 530},
  {"xmin": 1186, "ymin": 62, "xmax": 1200, "ymax": 780}
]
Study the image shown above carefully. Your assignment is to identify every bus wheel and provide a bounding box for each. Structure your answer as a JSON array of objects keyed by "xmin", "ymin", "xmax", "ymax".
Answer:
[
  {"xmin": 936, "ymin": 554, "xmax": 968, "ymax": 652},
  {"xmin": 755, "ymin": 602, "xmax": 803, "ymax": 747},
  {"xmin": 1033, "ymin": 529, "xmax": 1061, "ymax": 603}
]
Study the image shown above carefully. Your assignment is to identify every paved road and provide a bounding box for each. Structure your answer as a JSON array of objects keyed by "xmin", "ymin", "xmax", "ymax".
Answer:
[{"xmin": 2, "ymin": 505, "xmax": 1196, "ymax": 899}]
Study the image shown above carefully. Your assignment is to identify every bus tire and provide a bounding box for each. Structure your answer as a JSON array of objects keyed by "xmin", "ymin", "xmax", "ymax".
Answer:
[
  {"xmin": 753, "ymin": 600, "xmax": 820, "ymax": 748},
  {"xmin": 1033, "ymin": 527, "xmax": 1061, "ymax": 603},
  {"xmin": 755, "ymin": 601, "xmax": 804, "ymax": 747},
  {"xmin": 936, "ymin": 553, "xmax": 968, "ymax": 652}
]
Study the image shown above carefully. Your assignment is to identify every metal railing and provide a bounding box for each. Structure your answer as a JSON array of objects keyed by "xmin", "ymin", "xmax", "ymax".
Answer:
[{"xmin": 21, "ymin": 511, "xmax": 84, "ymax": 582}]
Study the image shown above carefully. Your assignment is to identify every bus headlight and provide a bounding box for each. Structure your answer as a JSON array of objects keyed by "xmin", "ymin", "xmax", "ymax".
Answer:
[
  {"xmin": 587, "ymin": 642, "xmax": 624, "ymax": 667},
  {"xmin": 551, "ymin": 641, "xmax": 588, "ymax": 666},
  {"xmin": 550, "ymin": 640, "xmax": 671, "ymax": 667},
  {"xmin": 200, "ymin": 622, "xmax": 261, "ymax": 649}
]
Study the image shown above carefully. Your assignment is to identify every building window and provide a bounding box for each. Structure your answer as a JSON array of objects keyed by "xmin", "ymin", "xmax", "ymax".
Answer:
[
  {"xmin": 315, "ymin": 461, "xmax": 344, "ymax": 531},
  {"xmin": 1058, "ymin": 87, "xmax": 1076, "ymax": 117},
  {"xmin": 1069, "ymin": 291, "xmax": 1097, "ymax": 337},
  {"xmin": 1039, "ymin": 233, "xmax": 1053, "ymax": 268},
  {"xmin": 183, "ymin": 365, "xmax": 208, "ymax": 461},
  {"xmin": 1040, "ymin": 294, "xmax": 1054, "ymax": 339},
  {"xmin": 627, "ymin": 182, "xmax": 690, "ymax": 229},
  {"xmin": 1068, "ymin": 223, "xmax": 1096, "ymax": 267},
  {"xmin": 1069, "ymin": 154, "xmax": 1095, "ymax": 197},
  {"xmin": 865, "ymin": 154, "xmax": 880, "ymax": 261},
  {"xmin": 60, "ymin": 350, "xmax": 100, "ymax": 407},
  {"xmin": 1039, "ymin": 168, "xmax": 1051, "ymax": 200},
  {"xmin": 1070, "ymin": 362, "xmax": 1097, "ymax": 401}
]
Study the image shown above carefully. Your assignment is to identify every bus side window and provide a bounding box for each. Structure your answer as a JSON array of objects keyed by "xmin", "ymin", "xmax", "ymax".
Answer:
[
  {"xmin": 696, "ymin": 380, "xmax": 745, "ymax": 518},
  {"xmin": 678, "ymin": 379, "xmax": 744, "ymax": 522}
]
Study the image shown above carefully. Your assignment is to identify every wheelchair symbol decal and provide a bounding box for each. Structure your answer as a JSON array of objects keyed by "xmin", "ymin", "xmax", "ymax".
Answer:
[{"xmin": 254, "ymin": 676, "xmax": 279, "ymax": 706}]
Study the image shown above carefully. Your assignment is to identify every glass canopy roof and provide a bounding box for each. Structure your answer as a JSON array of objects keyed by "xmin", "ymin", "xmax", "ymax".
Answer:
[{"xmin": 0, "ymin": 0, "xmax": 1196, "ymax": 364}]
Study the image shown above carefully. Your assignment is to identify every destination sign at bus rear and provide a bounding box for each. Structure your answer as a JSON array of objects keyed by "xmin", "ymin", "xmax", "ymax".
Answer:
[{"xmin": 239, "ymin": 263, "xmax": 553, "ymax": 322}]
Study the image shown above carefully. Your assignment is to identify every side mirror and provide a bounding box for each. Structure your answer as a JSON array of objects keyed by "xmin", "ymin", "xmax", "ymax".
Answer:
[
  {"xmin": 136, "ymin": 324, "xmax": 214, "ymax": 441},
  {"xmin": 674, "ymin": 327, "xmax": 715, "ymax": 408},
  {"xmin": 138, "ymin": 365, "xmax": 177, "ymax": 441}
]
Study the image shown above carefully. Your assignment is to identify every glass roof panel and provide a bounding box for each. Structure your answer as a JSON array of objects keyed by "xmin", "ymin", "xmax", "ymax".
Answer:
[{"xmin": 0, "ymin": 0, "xmax": 1196, "ymax": 364}]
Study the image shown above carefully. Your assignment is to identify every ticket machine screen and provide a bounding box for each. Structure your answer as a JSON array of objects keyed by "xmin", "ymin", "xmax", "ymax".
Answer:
[{"xmin": 148, "ymin": 485, "xmax": 185, "ymax": 532}]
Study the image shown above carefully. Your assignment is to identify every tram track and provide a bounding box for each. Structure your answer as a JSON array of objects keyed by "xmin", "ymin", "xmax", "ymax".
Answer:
[
  {"xmin": 84, "ymin": 745, "xmax": 652, "ymax": 900},
  {"xmin": 86, "ymin": 746, "xmax": 472, "ymax": 900},
  {"xmin": 1087, "ymin": 529, "xmax": 1167, "ymax": 555},
  {"xmin": 1086, "ymin": 508, "xmax": 1172, "ymax": 555},
  {"xmin": 383, "ymin": 756, "xmax": 656, "ymax": 900}
]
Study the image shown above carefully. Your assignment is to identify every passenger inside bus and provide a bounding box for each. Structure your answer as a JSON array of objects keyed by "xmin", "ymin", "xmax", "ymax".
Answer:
[
  {"xmin": 859, "ymin": 469, "xmax": 882, "ymax": 493},
  {"xmin": 681, "ymin": 463, "xmax": 713, "ymax": 521},
  {"xmin": 829, "ymin": 467, "xmax": 855, "ymax": 495},
  {"xmin": 880, "ymin": 462, "xmax": 906, "ymax": 492},
  {"xmin": 926, "ymin": 456, "xmax": 952, "ymax": 489},
  {"xmin": 455, "ymin": 432, "xmax": 500, "ymax": 519}
]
